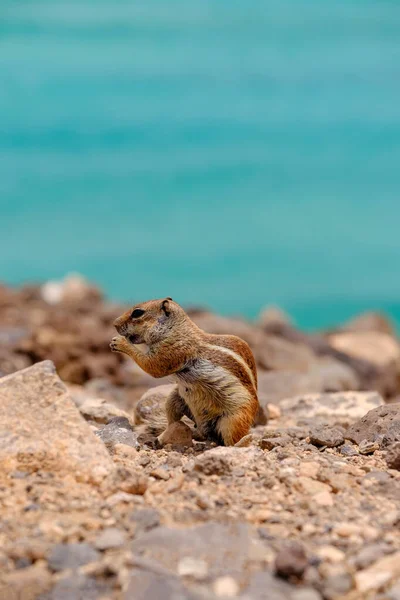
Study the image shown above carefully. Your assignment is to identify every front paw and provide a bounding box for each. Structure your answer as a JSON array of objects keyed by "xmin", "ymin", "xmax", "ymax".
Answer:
[{"xmin": 110, "ymin": 335, "xmax": 127, "ymax": 353}]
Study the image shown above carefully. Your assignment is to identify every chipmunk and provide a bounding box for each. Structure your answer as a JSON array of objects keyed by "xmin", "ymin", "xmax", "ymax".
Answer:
[{"xmin": 110, "ymin": 298, "xmax": 259, "ymax": 446}]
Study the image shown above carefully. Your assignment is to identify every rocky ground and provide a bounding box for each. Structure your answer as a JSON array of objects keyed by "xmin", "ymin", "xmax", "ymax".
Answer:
[{"xmin": 0, "ymin": 275, "xmax": 400, "ymax": 600}]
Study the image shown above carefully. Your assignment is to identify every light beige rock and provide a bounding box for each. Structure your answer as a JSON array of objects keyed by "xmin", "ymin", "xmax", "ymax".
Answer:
[
  {"xmin": 329, "ymin": 331, "xmax": 400, "ymax": 368},
  {"xmin": 280, "ymin": 391, "xmax": 384, "ymax": 426},
  {"xmin": 0, "ymin": 361, "xmax": 114, "ymax": 484},
  {"xmin": 213, "ymin": 576, "xmax": 240, "ymax": 597},
  {"xmin": 354, "ymin": 551, "xmax": 400, "ymax": 594},
  {"xmin": 317, "ymin": 546, "xmax": 346, "ymax": 563},
  {"xmin": 134, "ymin": 383, "xmax": 175, "ymax": 425},
  {"xmin": 77, "ymin": 397, "xmax": 131, "ymax": 424}
]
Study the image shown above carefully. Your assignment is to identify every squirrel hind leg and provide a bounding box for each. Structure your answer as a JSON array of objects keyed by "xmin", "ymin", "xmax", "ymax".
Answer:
[
  {"xmin": 201, "ymin": 417, "xmax": 225, "ymax": 446},
  {"xmin": 217, "ymin": 407, "xmax": 256, "ymax": 446}
]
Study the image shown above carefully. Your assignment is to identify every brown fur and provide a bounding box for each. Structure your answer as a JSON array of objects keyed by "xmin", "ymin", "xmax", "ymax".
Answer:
[{"xmin": 110, "ymin": 298, "xmax": 259, "ymax": 446}]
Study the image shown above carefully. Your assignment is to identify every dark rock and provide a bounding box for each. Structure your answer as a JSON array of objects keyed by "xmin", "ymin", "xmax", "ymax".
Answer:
[
  {"xmin": 352, "ymin": 543, "xmax": 390, "ymax": 570},
  {"xmin": 96, "ymin": 417, "xmax": 139, "ymax": 450},
  {"xmin": 47, "ymin": 543, "xmax": 100, "ymax": 572},
  {"xmin": 275, "ymin": 542, "xmax": 308, "ymax": 579},
  {"xmin": 309, "ymin": 426, "xmax": 344, "ymax": 448},
  {"xmin": 346, "ymin": 404, "xmax": 400, "ymax": 446},
  {"xmin": 386, "ymin": 442, "xmax": 400, "ymax": 470}
]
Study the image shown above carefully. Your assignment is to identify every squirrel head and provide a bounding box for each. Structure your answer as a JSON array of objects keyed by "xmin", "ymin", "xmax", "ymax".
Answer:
[{"xmin": 113, "ymin": 297, "xmax": 186, "ymax": 345}]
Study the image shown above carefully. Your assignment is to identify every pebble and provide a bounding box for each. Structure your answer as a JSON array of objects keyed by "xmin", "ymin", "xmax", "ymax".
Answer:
[
  {"xmin": 95, "ymin": 527, "xmax": 127, "ymax": 551},
  {"xmin": 316, "ymin": 546, "xmax": 345, "ymax": 564},
  {"xmin": 267, "ymin": 403, "xmax": 282, "ymax": 420},
  {"xmin": 275, "ymin": 542, "xmax": 308, "ymax": 579},
  {"xmin": 314, "ymin": 490, "xmax": 334, "ymax": 507},
  {"xmin": 47, "ymin": 543, "xmax": 99, "ymax": 572},
  {"xmin": 213, "ymin": 576, "xmax": 240, "ymax": 597},
  {"xmin": 359, "ymin": 439, "xmax": 380, "ymax": 454},
  {"xmin": 158, "ymin": 421, "xmax": 193, "ymax": 447},
  {"xmin": 177, "ymin": 557, "xmax": 208, "ymax": 580},
  {"xmin": 309, "ymin": 426, "xmax": 344, "ymax": 448}
]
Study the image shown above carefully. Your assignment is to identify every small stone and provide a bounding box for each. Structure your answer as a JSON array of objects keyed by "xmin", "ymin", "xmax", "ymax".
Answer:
[
  {"xmin": 275, "ymin": 542, "xmax": 308, "ymax": 579},
  {"xmin": 355, "ymin": 551, "xmax": 400, "ymax": 593},
  {"xmin": 47, "ymin": 542, "xmax": 100, "ymax": 572},
  {"xmin": 322, "ymin": 572, "xmax": 353, "ymax": 599},
  {"xmin": 309, "ymin": 426, "xmax": 344, "ymax": 448},
  {"xmin": 96, "ymin": 417, "xmax": 138, "ymax": 450},
  {"xmin": 340, "ymin": 444, "xmax": 358, "ymax": 457},
  {"xmin": 194, "ymin": 452, "xmax": 231, "ymax": 476},
  {"xmin": 386, "ymin": 442, "xmax": 400, "ymax": 470},
  {"xmin": 177, "ymin": 557, "xmax": 208, "ymax": 580},
  {"xmin": 213, "ymin": 576, "xmax": 240, "ymax": 597},
  {"xmin": 95, "ymin": 527, "xmax": 127, "ymax": 551},
  {"xmin": 359, "ymin": 439, "xmax": 380, "ymax": 454},
  {"xmin": 234, "ymin": 434, "xmax": 254, "ymax": 447},
  {"xmin": 131, "ymin": 508, "xmax": 160, "ymax": 534},
  {"xmin": 158, "ymin": 421, "xmax": 193, "ymax": 447},
  {"xmin": 79, "ymin": 398, "xmax": 130, "ymax": 424},
  {"xmin": 352, "ymin": 544, "xmax": 388, "ymax": 569},
  {"xmin": 267, "ymin": 403, "xmax": 281, "ymax": 420},
  {"xmin": 150, "ymin": 468, "xmax": 170, "ymax": 481},
  {"xmin": 316, "ymin": 546, "xmax": 345, "ymax": 564},
  {"xmin": 260, "ymin": 436, "xmax": 291, "ymax": 450}
]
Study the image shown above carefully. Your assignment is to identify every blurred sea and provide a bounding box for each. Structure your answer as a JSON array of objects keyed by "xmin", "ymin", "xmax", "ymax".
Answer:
[{"xmin": 1, "ymin": 1, "xmax": 400, "ymax": 329}]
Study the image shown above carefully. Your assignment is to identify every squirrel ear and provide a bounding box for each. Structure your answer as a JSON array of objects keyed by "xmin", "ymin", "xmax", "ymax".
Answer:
[{"xmin": 161, "ymin": 298, "xmax": 172, "ymax": 316}]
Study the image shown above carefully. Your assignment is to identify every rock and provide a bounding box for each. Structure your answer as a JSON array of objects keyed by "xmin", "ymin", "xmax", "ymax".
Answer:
[
  {"xmin": 132, "ymin": 522, "xmax": 253, "ymax": 579},
  {"xmin": 255, "ymin": 335, "xmax": 316, "ymax": 372},
  {"xmin": 328, "ymin": 331, "xmax": 400, "ymax": 395},
  {"xmin": 177, "ymin": 557, "xmax": 208, "ymax": 579},
  {"xmin": 341, "ymin": 311, "xmax": 396, "ymax": 336},
  {"xmin": 257, "ymin": 371, "xmax": 322, "ymax": 407},
  {"xmin": 280, "ymin": 391, "xmax": 384, "ymax": 426},
  {"xmin": 193, "ymin": 452, "xmax": 231, "ymax": 476},
  {"xmin": 40, "ymin": 574, "xmax": 110, "ymax": 600},
  {"xmin": 386, "ymin": 442, "xmax": 400, "ymax": 470},
  {"xmin": 352, "ymin": 544, "xmax": 390, "ymax": 570},
  {"xmin": 275, "ymin": 542, "xmax": 308, "ymax": 579},
  {"xmin": 41, "ymin": 273, "xmax": 102, "ymax": 305},
  {"xmin": 158, "ymin": 421, "xmax": 193, "ymax": 447},
  {"xmin": 0, "ymin": 563, "xmax": 52, "ymax": 600},
  {"xmin": 0, "ymin": 361, "xmax": 114, "ymax": 483},
  {"xmin": 244, "ymin": 570, "xmax": 314, "ymax": 600},
  {"xmin": 358, "ymin": 439, "xmax": 380, "ymax": 454},
  {"xmin": 134, "ymin": 384, "xmax": 175, "ymax": 425},
  {"xmin": 213, "ymin": 576, "xmax": 240, "ymax": 597},
  {"xmin": 321, "ymin": 572, "xmax": 353, "ymax": 599},
  {"xmin": 131, "ymin": 509, "xmax": 161, "ymax": 535},
  {"xmin": 260, "ymin": 437, "xmax": 291, "ymax": 450},
  {"xmin": 78, "ymin": 397, "xmax": 130, "ymax": 424},
  {"xmin": 346, "ymin": 404, "xmax": 400, "ymax": 446},
  {"xmin": 316, "ymin": 546, "xmax": 345, "ymax": 564},
  {"xmin": 340, "ymin": 444, "xmax": 358, "ymax": 457},
  {"xmin": 387, "ymin": 583, "xmax": 400, "ymax": 600},
  {"xmin": 267, "ymin": 403, "xmax": 282, "ymax": 420},
  {"xmin": 125, "ymin": 569, "xmax": 199, "ymax": 600},
  {"xmin": 354, "ymin": 551, "xmax": 400, "ymax": 594},
  {"xmin": 309, "ymin": 426, "xmax": 344, "ymax": 448},
  {"xmin": 96, "ymin": 417, "xmax": 139, "ymax": 451},
  {"xmin": 47, "ymin": 542, "xmax": 100, "ymax": 572},
  {"xmin": 95, "ymin": 527, "xmax": 127, "ymax": 550}
]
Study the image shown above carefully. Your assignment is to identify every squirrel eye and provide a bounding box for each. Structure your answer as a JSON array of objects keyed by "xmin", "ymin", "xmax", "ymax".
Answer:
[{"xmin": 131, "ymin": 309, "xmax": 145, "ymax": 319}]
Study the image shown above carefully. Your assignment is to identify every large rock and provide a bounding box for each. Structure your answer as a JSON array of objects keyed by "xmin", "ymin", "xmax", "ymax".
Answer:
[
  {"xmin": 0, "ymin": 361, "xmax": 114, "ymax": 483},
  {"xmin": 345, "ymin": 404, "xmax": 400, "ymax": 447},
  {"xmin": 341, "ymin": 311, "xmax": 396, "ymax": 336},
  {"xmin": 328, "ymin": 331, "xmax": 400, "ymax": 396},
  {"xmin": 280, "ymin": 391, "xmax": 384, "ymax": 427},
  {"xmin": 134, "ymin": 384, "xmax": 175, "ymax": 426},
  {"xmin": 132, "ymin": 522, "xmax": 257, "ymax": 579}
]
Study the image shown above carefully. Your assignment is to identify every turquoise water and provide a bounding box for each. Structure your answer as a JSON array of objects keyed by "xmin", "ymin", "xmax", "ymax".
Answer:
[{"xmin": 1, "ymin": 1, "xmax": 400, "ymax": 329}]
